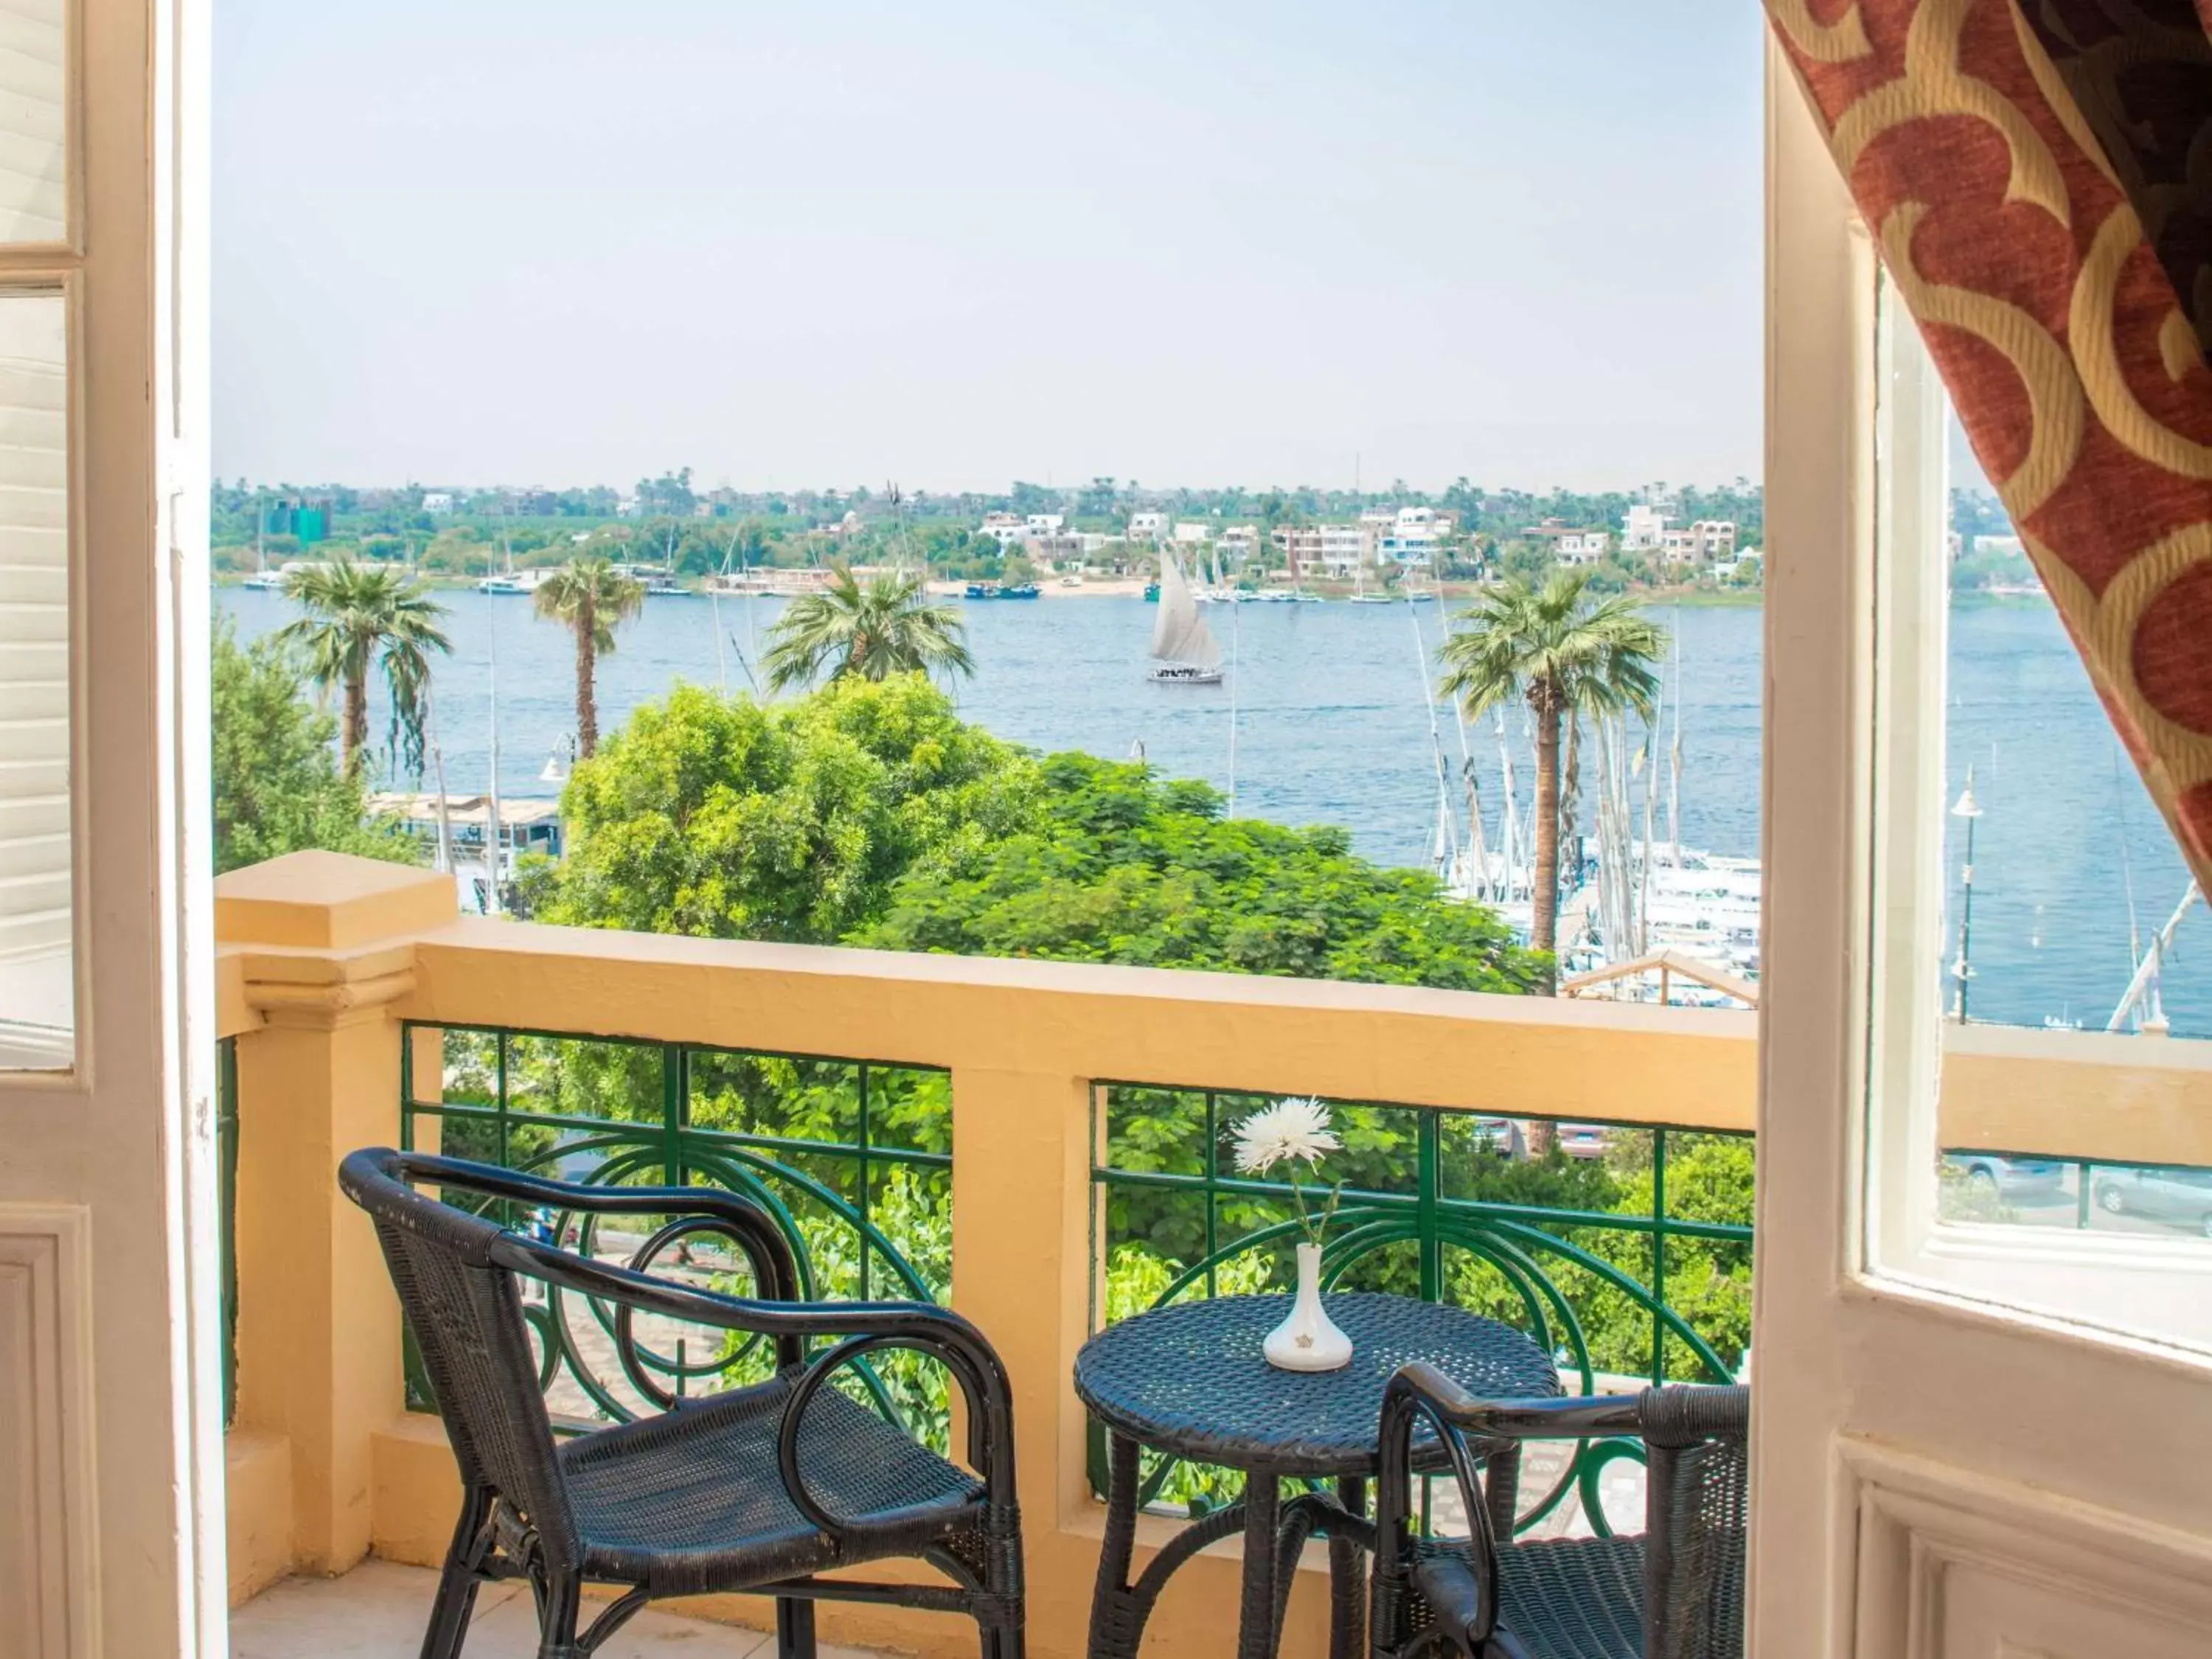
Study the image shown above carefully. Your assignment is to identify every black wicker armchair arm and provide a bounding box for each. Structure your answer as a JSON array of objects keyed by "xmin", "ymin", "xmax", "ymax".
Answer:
[{"xmin": 1375, "ymin": 1362, "xmax": 1512, "ymax": 1649}]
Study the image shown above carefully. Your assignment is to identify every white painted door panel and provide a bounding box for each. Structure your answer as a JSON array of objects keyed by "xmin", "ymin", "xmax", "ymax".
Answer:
[{"xmin": 0, "ymin": 0, "xmax": 216, "ymax": 1655}]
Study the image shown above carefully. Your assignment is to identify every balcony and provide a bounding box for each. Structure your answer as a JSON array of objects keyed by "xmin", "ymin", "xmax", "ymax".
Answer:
[{"xmin": 212, "ymin": 852, "xmax": 2206, "ymax": 1657}]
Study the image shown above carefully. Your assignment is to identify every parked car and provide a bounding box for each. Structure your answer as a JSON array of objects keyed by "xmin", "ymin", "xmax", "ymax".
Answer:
[
  {"xmin": 1944, "ymin": 1154, "xmax": 2066, "ymax": 1198},
  {"xmin": 1557, "ymin": 1123, "xmax": 1608, "ymax": 1161},
  {"xmin": 2093, "ymin": 1166, "xmax": 2212, "ymax": 1238}
]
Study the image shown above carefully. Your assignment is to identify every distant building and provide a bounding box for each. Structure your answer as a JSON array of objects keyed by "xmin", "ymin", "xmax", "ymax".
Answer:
[
  {"xmin": 1030, "ymin": 532, "xmax": 1087, "ymax": 564},
  {"xmin": 1973, "ymin": 533, "xmax": 2024, "ymax": 559},
  {"xmin": 1622, "ymin": 504, "xmax": 1668, "ymax": 552},
  {"xmin": 1172, "ymin": 522, "xmax": 1213, "ymax": 545},
  {"xmin": 1556, "ymin": 531, "xmax": 1609, "ymax": 565},
  {"xmin": 422, "ymin": 490, "xmax": 455, "ymax": 515},
  {"xmin": 262, "ymin": 493, "xmax": 336, "ymax": 546},
  {"xmin": 1023, "ymin": 513, "xmax": 1065, "ymax": 537},
  {"xmin": 1377, "ymin": 507, "xmax": 1450, "ymax": 568},
  {"xmin": 1219, "ymin": 525, "xmax": 1260, "ymax": 556},
  {"xmin": 1272, "ymin": 523, "xmax": 1378, "ymax": 575},
  {"xmin": 1659, "ymin": 520, "xmax": 1737, "ymax": 564},
  {"xmin": 1519, "ymin": 519, "xmax": 1608, "ymax": 566},
  {"xmin": 979, "ymin": 512, "xmax": 1026, "ymax": 549},
  {"xmin": 1127, "ymin": 511, "xmax": 1169, "ymax": 542}
]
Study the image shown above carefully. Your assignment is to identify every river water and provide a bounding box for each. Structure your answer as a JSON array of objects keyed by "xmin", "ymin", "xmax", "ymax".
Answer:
[{"xmin": 217, "ymin": 586, "xmax": 2209, "ymax": 1037}]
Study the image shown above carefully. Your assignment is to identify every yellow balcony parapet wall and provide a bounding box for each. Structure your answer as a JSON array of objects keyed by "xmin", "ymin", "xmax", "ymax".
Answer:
[
  {"xmin": 1940, "ymin": 1021, "xmax": 2212, "ymax": 1169},
  {"xmin": 400, "ymin": 915, "xmax": 1761, "ymax": 1130}
]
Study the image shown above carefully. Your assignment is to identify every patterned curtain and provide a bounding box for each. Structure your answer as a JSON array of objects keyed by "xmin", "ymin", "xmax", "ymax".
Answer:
[{"xmin": 1765, "ymin": 0, "xmax": 2212, "ymax": 887}]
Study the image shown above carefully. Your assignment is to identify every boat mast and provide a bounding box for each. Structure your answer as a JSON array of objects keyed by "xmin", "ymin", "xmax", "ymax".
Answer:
[
  {"xmin": 1668, "ymin": 619, "xmax": 1683, "ymax": 863},
  {"xmin": 424, "ymin": 684, "xmax": 456, "ymax": 877},
  {"xmin": 2107, "ymin": 883, "xmax": 2199, "ymax": 1032},
  {"xmin": 709, "ymin": 531, "xmax": 729, "ymax": 695},
  {"xmin": 1226, "ymin": 599, "xmax": 1239, "ymax": 814},
  {"xmin": 1409, "ymin": 599, "xmax": 1458, "ymax": 880},
  {"xmin": 484, "ymin": 544, "xmax": 504, "ymax": 918},
  {"xmin": 1495, "ymin": 708, "xmax": 1524, "ymax": 900}
]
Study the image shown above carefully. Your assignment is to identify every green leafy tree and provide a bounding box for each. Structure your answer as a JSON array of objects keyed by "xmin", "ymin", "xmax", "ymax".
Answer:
[
  {"xmin": 761, "ymin": 567, "xmax": 975, "ymax": 692},
  {"xmin": 531, "ymin": 556, "xmax": 645, "ymax": 757},
  {"xmin": 1438, "ymin": 571, "xmax": 1664, "ymax": 991},
  {"xmin": 210, "ymin": 621, "xmax": 417, "ymax": 874},
  {"xmin": 855, "ymin": 753, "xmax": 1548, "ymax": 992},
  {"xmin": 274, "ymin": 557, "xmax": 452, "ymax": 775},
  {"xmin": 542, "ymin": 677, "xmax": 1036, "ymax": 944}
]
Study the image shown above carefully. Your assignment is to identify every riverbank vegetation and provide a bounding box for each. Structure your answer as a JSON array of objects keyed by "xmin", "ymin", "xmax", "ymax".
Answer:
[{"xmin": 208, "ymin": 472, "xmax": 1790, "ymax": 602}]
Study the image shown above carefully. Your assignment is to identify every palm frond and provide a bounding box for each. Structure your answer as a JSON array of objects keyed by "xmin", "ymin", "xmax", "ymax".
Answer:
[{"xmin": 762, "ymin": 566, "xmax": 974, "ymax": 693}]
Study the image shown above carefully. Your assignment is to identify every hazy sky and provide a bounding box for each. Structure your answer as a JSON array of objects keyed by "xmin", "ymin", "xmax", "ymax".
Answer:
[{"xmin": 214, "ymin": 1, "xmax": 1764, "ymax": 495}]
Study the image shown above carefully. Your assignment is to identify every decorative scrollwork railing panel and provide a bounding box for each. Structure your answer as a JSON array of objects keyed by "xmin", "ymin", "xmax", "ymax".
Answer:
[
  {"xmin": 399, "ymin": 1023, "xmax": 953, "ymax": 1448},
  {"xmin": 1092, "ymin": 1085, "xmax": 1753, "ymax": 1539}
]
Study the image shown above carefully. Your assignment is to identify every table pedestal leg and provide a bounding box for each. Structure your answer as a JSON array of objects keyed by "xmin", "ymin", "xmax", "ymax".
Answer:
[
  {"xmin": 1088, "ymin": 1434, "xmax": 1141, "ymax": 1659},
  {"xmin": 1237, "ymin": 1475, "xmax": 1283, "ymax": 1659},
  {"xmin": 1329, "ymin": 1476, "xmax": 1367, "ymax": 1659}
]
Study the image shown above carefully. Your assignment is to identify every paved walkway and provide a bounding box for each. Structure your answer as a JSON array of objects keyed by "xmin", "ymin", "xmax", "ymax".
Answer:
[{"xmin": 232, "ymin": 1559, "xmax": 888, "ymax": 1658}]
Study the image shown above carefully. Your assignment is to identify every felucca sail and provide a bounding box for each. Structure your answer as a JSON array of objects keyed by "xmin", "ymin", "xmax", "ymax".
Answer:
[{"xmin": 1150, "ymin": 555, "xmax": 1221, "ymax": 670}]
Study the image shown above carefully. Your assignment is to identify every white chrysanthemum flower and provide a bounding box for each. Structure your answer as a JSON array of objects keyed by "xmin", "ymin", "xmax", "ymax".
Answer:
[{"xmin": 1232, "ymin": 1096, "xmax": 1340, "ymax": 1175}]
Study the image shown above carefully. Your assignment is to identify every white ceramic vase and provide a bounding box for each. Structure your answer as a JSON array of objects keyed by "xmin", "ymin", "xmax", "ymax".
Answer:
[{"xmin": 1263, "ymin": 1242, "xmax": 1353, "ymax": 1371}]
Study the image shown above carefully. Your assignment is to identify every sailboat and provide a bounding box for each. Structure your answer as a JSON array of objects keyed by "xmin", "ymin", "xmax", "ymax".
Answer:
[
  {"xmin": 1148, "ymin": 553, "xmax": 1225, "ymax": 684},
  {"xmin": 476, "ymin": 512, "xmax": 548, "ymax": 595},
  {"xmin": 240, "ymin": 488, "xmax": 287, "ymax": 588},
  {"xmin": 1347, "ymin": 556, "xmax": 1396, "ymax": 604}
]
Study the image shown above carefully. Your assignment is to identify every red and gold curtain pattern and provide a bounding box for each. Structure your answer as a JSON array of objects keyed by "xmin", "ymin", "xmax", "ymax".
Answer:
[{"xmin": 1765, "ymin": 0, "xmax": 2212, "ymax": 888}]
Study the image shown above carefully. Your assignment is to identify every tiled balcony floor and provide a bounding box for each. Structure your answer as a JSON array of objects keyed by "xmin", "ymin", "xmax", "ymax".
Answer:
[{"xmin": 231, "ymin": 1559, "xmax": 891, "ymax": 1658}]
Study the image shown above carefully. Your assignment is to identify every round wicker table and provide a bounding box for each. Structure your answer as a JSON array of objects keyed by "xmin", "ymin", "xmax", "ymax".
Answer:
[{"xmin": 1074, "ymin": 1293, "xmax": 1559, "ymax": 1659}]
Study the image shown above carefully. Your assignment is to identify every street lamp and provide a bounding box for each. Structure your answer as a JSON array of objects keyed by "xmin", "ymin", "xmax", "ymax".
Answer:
[
  {"xmin": 1950, "ymin": 767, "xmax": 1982, "ymax": 1023},
  {"xmin": 539, "ymin": 734, "xmax": 576, "ymax": 785}
]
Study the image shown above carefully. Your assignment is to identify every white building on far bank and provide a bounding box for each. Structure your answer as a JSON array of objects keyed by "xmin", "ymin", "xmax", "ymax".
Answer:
[
  {"xmin": 1271, "ymin": 523, "xmax": 1378, "ymax": 576},
  {"xmin": 1377, "ymin": 506, "xmax": 1451, "ymax": 567},
  {"xmin": 1622, "ymin": 504, "xmax": 1667, "ymax": 552},
  {"xmin": 1659, "ymin": 520, "xmax": 1738, "ymax": 564}
]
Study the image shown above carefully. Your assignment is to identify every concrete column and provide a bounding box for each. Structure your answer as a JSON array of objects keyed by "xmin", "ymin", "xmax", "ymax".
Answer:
[
  {"xmin": 949, "ymin": 1065, "xmax": 1097, "ymax": 1659},
  {"xmin": 218, "ymin": 852, "xmax": 456, "ymax": 1575}
]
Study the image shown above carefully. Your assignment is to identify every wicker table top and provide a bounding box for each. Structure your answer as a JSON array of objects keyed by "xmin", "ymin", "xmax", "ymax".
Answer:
[{"xmin": 1074, "ymin": 1292, "xmax": 1559, "ymax": 1478}]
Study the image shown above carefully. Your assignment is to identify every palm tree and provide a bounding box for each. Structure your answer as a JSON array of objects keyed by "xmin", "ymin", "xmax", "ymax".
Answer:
[
  {"xmin": 531, "ymin": 557, "xmax": 645, "ymax": 757},
  {"xmin": 1439, "ymin": 569, "xmax": 1665, "ymax": 992},
  {"xmin": 275, "ymin": 557, "xmax": 452, "ymax": 776},
  {"xmin": 762, "ymin": 566, "xmax": 975, "ymax": 693}
]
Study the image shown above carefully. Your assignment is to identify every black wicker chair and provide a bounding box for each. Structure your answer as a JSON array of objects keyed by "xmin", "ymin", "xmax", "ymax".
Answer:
[
  {"xmin": 1371, "ymin": 1363, "xmax": 1746, "ymax": 1659},
  {"xmin": 338, "ymin": 1147, "xmax": 1024, "ymax": 1659}
]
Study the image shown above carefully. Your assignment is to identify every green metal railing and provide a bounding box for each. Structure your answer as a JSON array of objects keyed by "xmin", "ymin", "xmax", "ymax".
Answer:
[
  {"xmin": 398, "ymin": 1023, "xmax": 952, "ymax": 1438},
  {"xmin": 218, "ymin": 1037, "xmax": 240, "ymax": 1428},
  {"xmin": 1940, "ymin": 1146, "xmax": 2212, "ymax": 1235},
  {"xmin": 1091, "ymin": 1085, "xmax": 1754, "ymax": 1537}
]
